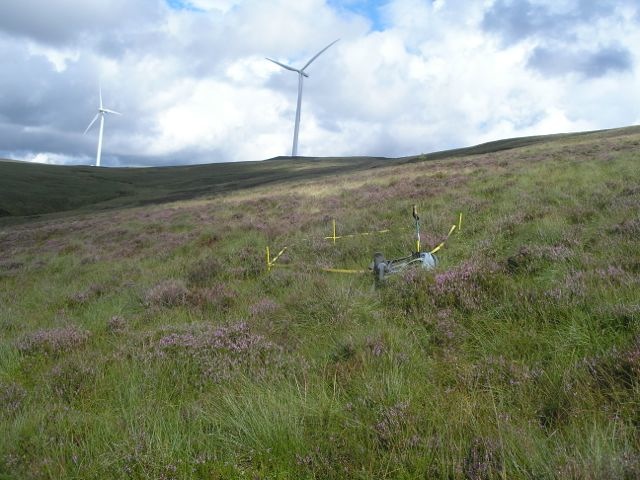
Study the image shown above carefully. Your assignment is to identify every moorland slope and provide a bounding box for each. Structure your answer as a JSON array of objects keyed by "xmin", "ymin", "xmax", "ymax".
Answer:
[
  {"xmin": 1, "ymin": 126, "xmax": 639, "ymax": 478},
  {"xmin": 1, "ymin": 127, "xmax": 631, "ymax": 220}
]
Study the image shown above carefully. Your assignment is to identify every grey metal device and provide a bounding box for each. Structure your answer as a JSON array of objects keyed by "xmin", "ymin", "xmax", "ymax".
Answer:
[
  {"xmin": 371, "ymin": 251, "xmax": 438, "ymax": 281},
  {"xmin": 370, "ymin": 205, "xmax": 439, "ymax": 282},
  {"xmin": 266, "ymin": 39, "xmax": 339, "ymax": 157}
]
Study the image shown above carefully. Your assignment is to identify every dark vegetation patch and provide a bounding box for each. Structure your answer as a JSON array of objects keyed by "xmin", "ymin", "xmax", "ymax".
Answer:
[
  {"xmin": 249, "ymin": 298, "xmax": 279, "ymax": 317},
  {"xmin": 0, "ymin": 382, "xmax": 26, "ymax": 417},
  {"xmin": 506, "ymin": 244, "xmax": 573, "ymax": 273},
  {"xmin": 585, "ymin": 336, "xmax": 640, "ymax": 392},
  {"xmin": 16, "ymin": 326, "xmax": 90, "ymax": 356},
  {"xmin": 384, "ymin": 259, "xmax": 502, "ymax": 314},
  {"xmin": 49, "ymin": 358, "xmax": 97, "ymax": 402},
  {"xmin": 107, "ymin": 315, "xmax": 127, "ymax": 334},
  {"xmin": 463, "ymin": 437, "xmax": 503, "ymax": 480},
  {"xmin": 190, "ymin": 283, "xmax": 238, "ymax": 311},
  {"xmin": 66, "ymin": 283, "xmax": 105, "ymax": 306},
  {"xmin": 154, "ymin": 321, "xmax": 287, "ymax": 383},
  {"xmin": 609, "ymin": 218, "xmax": 640, "ymax": 236},
  {"xmin": 143, "ymin": 279, "xmax": 190, "ymax": 308}
]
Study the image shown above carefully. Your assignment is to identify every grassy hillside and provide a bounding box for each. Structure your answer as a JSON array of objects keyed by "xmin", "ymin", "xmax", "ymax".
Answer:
[
  {"xmin": 3, "ymin": 127, "xmax": 633, "ymax": 220},
  {"xmin": 1, "ymin": 128, "xmax": 639, "ymax": 478},
  {"xmin": 0, "ymin": 156, "xmax": 390, "ymax": 219}
]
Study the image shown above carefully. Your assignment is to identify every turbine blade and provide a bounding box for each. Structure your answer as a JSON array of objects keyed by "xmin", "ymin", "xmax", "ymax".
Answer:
[
  {"xmin": 99, "ymin": 86, "xmax": 103, "ymax": 109},
  {"xmin": 84, "ymin": 113, "xmax": 100, "ymax": 134},
  {"xmin": 265, "ymin": 57, "xmax": 300, "ymax": 73},
  {"xmin": 301, "ymin": 38, "xmax": 340, "ymax": 72},
  {"xmin": 102, "ymin": 108, "xmax": 122, "ymax": 115}
]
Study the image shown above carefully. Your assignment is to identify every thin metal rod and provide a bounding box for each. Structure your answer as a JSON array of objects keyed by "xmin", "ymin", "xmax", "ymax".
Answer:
[
  {"xmin": 96, "ymin": 114, "xmax": 104, "ymax": 167},
  {"xmin": 292, "ymin": 73, "xmax": 304, "ymax": 156}
]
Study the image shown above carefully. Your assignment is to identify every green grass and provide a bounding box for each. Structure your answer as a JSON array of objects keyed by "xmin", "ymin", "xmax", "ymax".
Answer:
[{"xmin": 1, "ymin": 127, "xmax": 639, "ymax": 478}]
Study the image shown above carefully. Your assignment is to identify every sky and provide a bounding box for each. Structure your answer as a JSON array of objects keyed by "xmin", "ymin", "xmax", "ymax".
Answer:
[{"xmin": 0, "ymin": 0, "xmax": 638, "ymax": 167}]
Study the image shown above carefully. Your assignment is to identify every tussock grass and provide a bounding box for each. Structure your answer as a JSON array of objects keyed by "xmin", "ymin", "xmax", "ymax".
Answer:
[{"xmin": 1, "ymin": 128, "xmax": 639, "ymax": 478}]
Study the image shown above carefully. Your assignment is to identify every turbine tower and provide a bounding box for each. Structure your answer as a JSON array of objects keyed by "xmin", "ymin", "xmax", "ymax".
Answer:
[
  {"xmin": 84, "ymin": 88, "xmax": 121, "ymax": 167},
  {"xmin": 266, "ymin": 39, "xmax": 339, "ymax": 157}
]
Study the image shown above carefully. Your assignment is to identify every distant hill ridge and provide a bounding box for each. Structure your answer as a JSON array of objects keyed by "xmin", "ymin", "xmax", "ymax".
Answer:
[{"xmin": 1, "ymin": 125, "xmax": 638, "ymax": 220}]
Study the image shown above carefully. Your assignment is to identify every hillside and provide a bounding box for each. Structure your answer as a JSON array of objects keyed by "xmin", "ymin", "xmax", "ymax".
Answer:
[
  {"xmin": 1, "ymin": 127, "xmax": 639, "ymax": 478},
  {"xmin": 2, "ymin": 127, "xmax": 635, "ymax": 220},
  {"xmin": 0, "ymin": 156, "xmax": 388, "ymax": 219}
]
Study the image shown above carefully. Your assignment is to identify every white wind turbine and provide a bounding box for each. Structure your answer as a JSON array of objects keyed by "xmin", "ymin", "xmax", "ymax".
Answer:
[
  {"xmin": 84, "ymin": 88, "xmax": 121, "ymax": 167},
  {"xmin": 266, "ymin": 39, "xmax": 339, "ymax": 157}
]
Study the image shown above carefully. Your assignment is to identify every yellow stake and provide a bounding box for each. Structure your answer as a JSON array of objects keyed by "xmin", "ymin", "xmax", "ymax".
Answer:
[
  {"xmin": 266, "ymin": 246, "xmax": 271, "ymax": 272},
  {"xmin": 271, "ymin": 246, "xmax": 288, "ymax": 264},
  {"xmin": 458, "ymin": 212, "xmax": 463, "ymax": 232},
  {"xmin": 332, "ymin": 219, "xmax": 336, "ymax": 245},
  {"xmin": 413, "ymin": 204, "xmax": 420, "ymax": 254}
]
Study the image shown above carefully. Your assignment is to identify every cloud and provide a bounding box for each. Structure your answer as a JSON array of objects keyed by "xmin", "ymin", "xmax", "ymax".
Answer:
[
  {"xmin": 0, "ymin": 0, "xmax": 638, "ymax": 167},
  {"xmin": 528, "ymin": 45, "xmax": 633, "ymax": 78},
  {"xmin": 0, "ymin": 0, "xmax": 163, "ymax": 46},
  {"xmin": 482, "ymin": 0, "xmax": 618, "ymax": 44}
]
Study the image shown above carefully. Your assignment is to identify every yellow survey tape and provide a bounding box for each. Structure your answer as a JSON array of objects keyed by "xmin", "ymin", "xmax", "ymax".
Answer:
[
  {"xmin": 321, "ymin": 267, "xmax": 368, "ymax": 274},
  {"xmin": 323, "ymin": 229, "xmax": 390, "ymax": 240}
]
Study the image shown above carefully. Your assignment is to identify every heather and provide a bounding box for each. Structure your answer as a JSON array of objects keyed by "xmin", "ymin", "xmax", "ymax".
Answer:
[{"xmin": 0, "ymin": 128, "xmax": 639, "ymax": 478}]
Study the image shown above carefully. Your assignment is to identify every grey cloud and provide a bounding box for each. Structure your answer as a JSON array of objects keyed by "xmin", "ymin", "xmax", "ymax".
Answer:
[
  {"xmin": 0, "ymin": 0, "xmax": 164, "ymax": 46},
  {"xmin": 0, "ymin": 45, "xmax": 88, "ymax": 129},
  {"xmin": 0, "ymin": 41, "xmax": 152, "ymax": 164},
  {"xmin": 0, "ymin": 122, "xmax": 90, "ymax": 157},
  {"xmin": 482, "ymin": 0, "xmax": 616, "ymax": 44},
  {"xmin": 527, "ymin": 45, "xmax": 633, "ymax": 78}
]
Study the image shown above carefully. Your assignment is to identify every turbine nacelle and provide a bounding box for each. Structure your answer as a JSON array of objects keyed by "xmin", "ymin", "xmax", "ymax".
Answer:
[
  {"xmin": 99, "ymin": 108, "xmax": 122, "ymax": 115},
  {"xmin": 265, "ymin": 58, "xmax": 310, "ymax": 77}
]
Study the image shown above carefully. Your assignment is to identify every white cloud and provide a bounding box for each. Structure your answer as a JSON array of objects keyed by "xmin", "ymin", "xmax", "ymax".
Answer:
[
  {"xmin": 186, "ymin": 0, "xmax": 243, "ymax": 12},
  {"xmin": 0, "ymin": 0, "xmax": 638, "ymax": 166},
  {"xmin": 17, "ymin": 151, "xmax": 90, "ymax": 165},
  {"xmin": 26, "ymin": 43, "xmax": 79, "ymax": 72}
]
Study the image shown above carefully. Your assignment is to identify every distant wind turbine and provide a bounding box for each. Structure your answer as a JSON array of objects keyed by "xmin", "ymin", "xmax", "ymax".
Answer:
[
  {"xmin": 84, "ymin": 88, "xmax": 121, "ymax": 167},
  {"xmin": 266, "ymin": 39, "xmax": 339, "ymax": 157}
]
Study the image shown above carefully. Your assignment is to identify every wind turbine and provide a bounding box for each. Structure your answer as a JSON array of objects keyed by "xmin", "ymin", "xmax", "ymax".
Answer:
[
  {"xmin": 84, "ymin": 88, "xmax": 121, "ymax": 167},
  {"xmin": 266, "ymin": 39, "xmax": 339, "ymax": 157}
]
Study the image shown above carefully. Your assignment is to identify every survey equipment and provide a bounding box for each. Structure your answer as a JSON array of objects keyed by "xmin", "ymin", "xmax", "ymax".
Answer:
[{"xmin": 369, "ymin": 205, "xmax": 444, "ymax": 281}]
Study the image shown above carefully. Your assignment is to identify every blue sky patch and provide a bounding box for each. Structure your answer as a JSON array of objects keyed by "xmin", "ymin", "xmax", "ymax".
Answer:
[
  {"xmin": 328, "ymin": 0, "xmax": 388, "ymax": 31},
  {"xmin": 165, "ymin": 0, "xmax": 203, "ymax": 12}
]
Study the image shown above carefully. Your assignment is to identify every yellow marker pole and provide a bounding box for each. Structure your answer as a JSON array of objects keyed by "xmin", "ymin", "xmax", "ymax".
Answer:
[
  {"xmin": 458, "ymin": 212, "xmax": 463, "ymax": 232},
  {"xmin": 413, "ymin": 205, "xmax": 420, "ymax": 254},
  {"xmin": 332, "ymin": 219, "xmax": 337, "ymax": 245},
  {"xmin": 430, "ymin": 242, "xmax": 445, "ymax": 254},
  {"xmin": 266, "ymin": 246, "xmax": 271, "ymax": 272}
]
